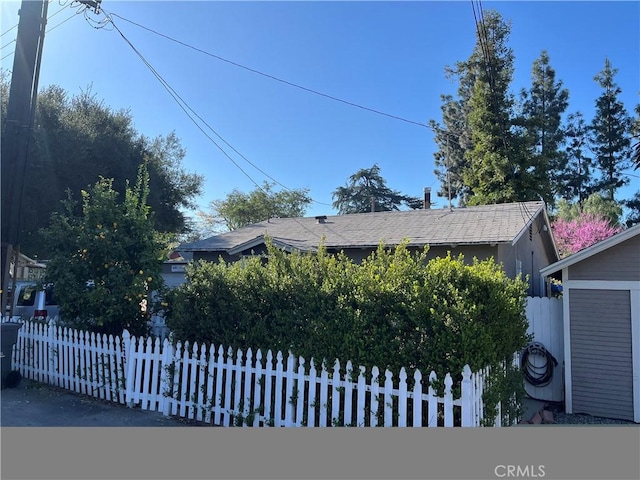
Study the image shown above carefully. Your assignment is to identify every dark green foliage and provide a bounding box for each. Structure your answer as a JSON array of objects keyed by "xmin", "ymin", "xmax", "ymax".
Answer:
[
  {"xmin": 163, "ymin": 240, "xmax": 529, "ymax": 420},
  {"xmin": 0, "ymin": 76, "xmax": 203, "ymax": 257},
  {"xmin": 590, "ymin": 58, "xmax": 633, "ymax": 200},
  {"xmin": 332, "ymin": 164, "xmax": 422, "ymax": 214},
  {"xmin": 41, "ymin": 165, "xmax": 165, "ymax": 337},
  {"xmin": 517, "ymin": 51, "xmax": 569, "ymax": 206}
]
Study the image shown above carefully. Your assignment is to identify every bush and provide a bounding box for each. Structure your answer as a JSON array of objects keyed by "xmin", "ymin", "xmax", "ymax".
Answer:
[{"xmin": 163, "ymin": 239, "xmax": 529, "ymax": 422}]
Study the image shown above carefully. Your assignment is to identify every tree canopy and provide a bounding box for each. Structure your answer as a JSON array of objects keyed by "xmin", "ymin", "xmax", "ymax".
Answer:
[
  {"xmin": 332, "ymin": 164, "xmax": 422, "ymax": 214},
  {"xmin": 41, "ymin": 164, "xmax": 165, "ymax": 337},
  {"xmin": 0, "ymin": 75, "xmax": 204, "ymax": 257},
  {"xmin": 430, "ymin": 10, "xmax": 636, "ymax": 225},
  {"xmin": 197, "ymin": 181, "xmax": 312, "ymax": 232}
]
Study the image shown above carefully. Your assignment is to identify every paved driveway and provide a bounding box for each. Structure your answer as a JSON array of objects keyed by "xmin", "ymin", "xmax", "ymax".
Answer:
[{"xmin": 1, "ymin": 379, "xmax": 189, "ymax": 427}]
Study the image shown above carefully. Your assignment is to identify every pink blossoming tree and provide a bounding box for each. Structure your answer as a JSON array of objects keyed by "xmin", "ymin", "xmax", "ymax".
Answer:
[{"xmin": 552, "ymin": 213, "xmax": 622, "ymax": 258}]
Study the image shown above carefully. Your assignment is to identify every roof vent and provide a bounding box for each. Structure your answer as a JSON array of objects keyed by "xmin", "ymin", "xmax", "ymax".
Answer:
[{"xmin": 315, "ymin": 215, "xmax": 327, "ymax": 224}]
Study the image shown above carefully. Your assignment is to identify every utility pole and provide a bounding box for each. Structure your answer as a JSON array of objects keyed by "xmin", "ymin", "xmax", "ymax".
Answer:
[{"xmin": 1, "ymin": 0, "xmax": 49, "ymax": 314}]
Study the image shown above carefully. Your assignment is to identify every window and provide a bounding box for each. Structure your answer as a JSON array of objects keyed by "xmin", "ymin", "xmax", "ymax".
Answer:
[{"xmin": 17, "ymin": 285, "xmax": 37, "ymax": 306}]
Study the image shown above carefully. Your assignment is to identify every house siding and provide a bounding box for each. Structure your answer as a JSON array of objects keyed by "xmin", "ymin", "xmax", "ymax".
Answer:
[
  {"xmin": 568, "ymin": 235, "xmax": 640, "ymax": 282},
  {"xmin": 569, "ymin": 289, "xmax": 634, "ymax": 421}
]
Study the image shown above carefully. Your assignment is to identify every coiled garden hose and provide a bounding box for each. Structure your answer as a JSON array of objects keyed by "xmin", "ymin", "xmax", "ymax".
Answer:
[{"xmin": 521, "ymin": 342, "xmax": 558, "ymax": 387}]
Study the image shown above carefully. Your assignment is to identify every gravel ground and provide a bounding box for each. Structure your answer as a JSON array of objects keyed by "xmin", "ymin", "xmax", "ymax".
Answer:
[
  {"xmin": 537, "ymin": 401, "xmax": 636, "ymax": 425},
  {"xmin": 552, "ymin": 411, "xmax": 636, "ymax": 425}
]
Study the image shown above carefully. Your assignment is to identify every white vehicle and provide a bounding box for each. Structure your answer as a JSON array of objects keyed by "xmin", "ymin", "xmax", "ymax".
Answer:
[{"xmin": 5, "ymin": 281, "xmax": 60, "ymax": 322}]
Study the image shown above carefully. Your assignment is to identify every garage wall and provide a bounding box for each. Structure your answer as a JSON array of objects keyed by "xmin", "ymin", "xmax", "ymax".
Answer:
[{"xmin": 569, "ymin": 289, "xmax": 634, "ymax": 421}]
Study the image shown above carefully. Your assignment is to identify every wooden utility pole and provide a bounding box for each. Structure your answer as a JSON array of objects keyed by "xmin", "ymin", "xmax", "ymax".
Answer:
[{"xmin": 1, "ymin": 0, "xmax": 49, "ymax": 314}]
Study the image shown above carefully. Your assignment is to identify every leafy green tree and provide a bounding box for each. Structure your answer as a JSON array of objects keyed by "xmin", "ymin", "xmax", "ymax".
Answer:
[
  {"xmin": 0, "ymin": 75, "xmax": 203, "ymax": 257},
  {"xmin": 517, "ymin": 51, "xmax": 569, "ymax": 205},
  {"xmin": 590, "ymin": 58, "xmax": 633, "ymax": 200},
  {"xmin": 41, "ymin": 164, "xmax": 165, "ymax": 336},
  {"xmin": 199, "ymin": 181, "xmax": 312, "ymax": 232},
  {"xmin": 332, "ymin": 164, "xmax": 422, "ymax": 214},
  {"xmin": 554, "ymin": 192, "xmax": 622, "ymax": 227}
]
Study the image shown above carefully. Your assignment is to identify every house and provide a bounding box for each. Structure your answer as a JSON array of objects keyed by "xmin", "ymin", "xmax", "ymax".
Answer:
[
  {"xmin": 8, "ymin": 252, "xmax": 46, "ymax": 281},
  {"xmin": 180, "ymin": 201, "xmax": 559, "ymax": 297},
  {"xmin": 161, "ymin": 251, "xmax": 193, "ymax": 288},
  {"xmin": 540, "ymin": 224, "xmax": 640, "ymax": 423}
]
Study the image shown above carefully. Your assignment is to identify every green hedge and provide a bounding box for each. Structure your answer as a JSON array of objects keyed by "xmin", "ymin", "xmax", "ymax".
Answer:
[{"xmin": 163, "ymin": 239, "xmax": 529, "ymax": 423}]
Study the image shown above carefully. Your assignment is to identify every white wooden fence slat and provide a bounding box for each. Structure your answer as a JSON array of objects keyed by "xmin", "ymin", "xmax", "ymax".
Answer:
[
  {"xmin": 383, "ymin": 370, "xmax": 393, "ymax": 427},
  {"xmin": 461, "ymin": 365, "xmax": 473, "ymax": 427},
  {"xmin": 428, "ymin": 371, "xmax": 438, "ymax": 427},
  {"xmin": 252, "ymin": 349, "xmax": 263, "ymax": 427},
  {"xmin": 356, "ymin": 366, "xmax": 366, "ymax": 427},
  {"xmin": 233, "ymin": 349, "xmax": 243, "ymax": 424},
  {"xmin": 295, "ymin": 356, "xmax": 305, "ymax": 427},
  {"xmin": 263, "ymin": 350, "xmax": 274, "ymax": 427},
  {"xmin": 222, "ymin": 346, "xmax": 234, "ymax": 426},
  {"xmin": 187, "ymin": 343, "xmax": 199, "ymax": 420},
  {"xmin": 344, "ymin": 360, "xmax": 353, "ymax": 427},
  {"xmin": 308, "ymin": 359, "xmax": 318, "ymax": 427},
  {"xmin": 331, "ymin": 360, "xmax": 341, "ymax": 427},
  {"xmin": 284, "ymin": 352, "xmax": 295, "ymax": 427},
  {"xmin": 398, "ymin": 368, "xmax": 408, "ymax": 427},
  {"xmin": 242, "ymin": 348, "xmax": 253, "ymax": 427},
  {"xmin": 444, "ymin": 373, "xmax": 453, "ymax": 427},
  {"xmin": 212, "ymin": 345, "xmax": 224, "ymax": 425},
  {"xmin": 319, "ymin": 361, "xmax": 329, "ymax": 427},
  {"xmin": 413, "ymin": 370, "xmax": 422, "ymax": 427},
  {"xmin": 274, "ymin": 351, "xmax": 284, "ymax": 427},
  {"xmin": 370, "ymin": 366, "xmax": 380, "ymax": 427}
]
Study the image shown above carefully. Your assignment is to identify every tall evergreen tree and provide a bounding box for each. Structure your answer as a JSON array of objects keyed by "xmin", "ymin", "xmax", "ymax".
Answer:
[
  {"xmin": 430, "ymin": 97, "xmax": 472, "ymax": 206},
  {"xmin": 590, "ymin": 58, "xmax": 632, "ymax": 200},
  {"xmin": 518, "ymin": 51, "xmax": 569, "ymax": 205},
  {"xmin": 559, "ymin": 112, "xmax": 596, "ymax": 204},
  {"xmin": 461, "ymin": 10, "xmax": 534, "ymax": 205}
]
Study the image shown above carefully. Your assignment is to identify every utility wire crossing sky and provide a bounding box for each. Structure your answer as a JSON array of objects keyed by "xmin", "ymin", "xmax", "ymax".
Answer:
[{"xmin": 1, "ymin": 1, "xmax": 638, "ymax": 219}]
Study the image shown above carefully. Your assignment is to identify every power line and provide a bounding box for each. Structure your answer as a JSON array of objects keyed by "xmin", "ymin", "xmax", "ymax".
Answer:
[
  {"xmin": 1, "ymin": 9, "xmax": 80, "ymax": 62},
  {"xmin": 107, "ymin": 11, "xmax": 430, "ymax": 130},
  {"xmin": 0, "ymin": 5, "xmax": 68, "ymax": 40},
  {"xmin": 102, "ymin": 11, "xmax": 333, "ymax": 212}
]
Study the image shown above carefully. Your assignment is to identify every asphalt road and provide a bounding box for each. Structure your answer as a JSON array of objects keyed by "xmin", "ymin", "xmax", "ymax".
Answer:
[{"xmin": 0, "ymin": 378, "xmax": 189, "ymax": 427}]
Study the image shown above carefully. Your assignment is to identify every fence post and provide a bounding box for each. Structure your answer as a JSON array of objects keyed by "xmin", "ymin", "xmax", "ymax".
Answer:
[
  {"xmin": 122, "ymin": 330, "xmax": 136, "ymax": 408},
  {"xmin": 461, "ymin": 365, "xmax": 473, "ymax": 427}
]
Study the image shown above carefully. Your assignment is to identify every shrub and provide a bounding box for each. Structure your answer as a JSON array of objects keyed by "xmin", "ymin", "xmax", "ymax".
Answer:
[{"xmin": 163, "ymin": 239, "xmax": 529, "ymax": 422}]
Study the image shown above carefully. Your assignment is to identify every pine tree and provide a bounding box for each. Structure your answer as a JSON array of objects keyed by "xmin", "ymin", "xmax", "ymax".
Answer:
[
  {"xmin": 430, "ymin": 96, "xmax": 472, "ymax": 206},
  {"xmin": 332, "ymin": 164, "xmax": 421, "ymax": 214},
  {"xmin": 590, "ymin": 58, "xmax": 632, "ymax": 200},
  {"xmin": 559, "ymin": 112, "xmax": 596, "ymax": 204},
  {"xmin": 518, "ymin": 51, "xmax": 569, "ymax": 205}
]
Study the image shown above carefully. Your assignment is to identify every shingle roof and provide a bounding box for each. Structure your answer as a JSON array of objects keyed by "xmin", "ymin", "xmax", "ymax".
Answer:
[{"xmin": 180, "ymin": 201, "xmax": 547, "ymax": 253}]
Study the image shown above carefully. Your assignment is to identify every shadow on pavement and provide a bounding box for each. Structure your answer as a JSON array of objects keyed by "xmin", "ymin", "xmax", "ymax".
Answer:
[{"xmin": 1, "ymin": 379, "xmax": 191, "ymax": 427}]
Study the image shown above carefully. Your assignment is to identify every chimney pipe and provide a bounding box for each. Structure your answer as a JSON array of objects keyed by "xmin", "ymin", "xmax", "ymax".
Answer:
[{"xmin": 423, "ymin": 187, "xmax": 431, "ymax": 209}]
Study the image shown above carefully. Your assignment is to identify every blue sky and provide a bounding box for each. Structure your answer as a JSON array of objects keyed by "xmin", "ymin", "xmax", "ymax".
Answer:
[{"xmin": 1, "ymin": 1, "xmax": 639, "ymax": 222}]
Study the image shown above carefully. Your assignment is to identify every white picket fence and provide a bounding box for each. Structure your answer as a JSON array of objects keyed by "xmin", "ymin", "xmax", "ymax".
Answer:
[{"xmin": 6, "ymin": 320, "xmax": 515, "ymax": 427}]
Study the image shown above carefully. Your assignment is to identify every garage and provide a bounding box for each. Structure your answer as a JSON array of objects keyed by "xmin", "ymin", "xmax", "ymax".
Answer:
[{"xmin": 540, "ymin": 224, "xmax": 640, "ymax": 423}]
